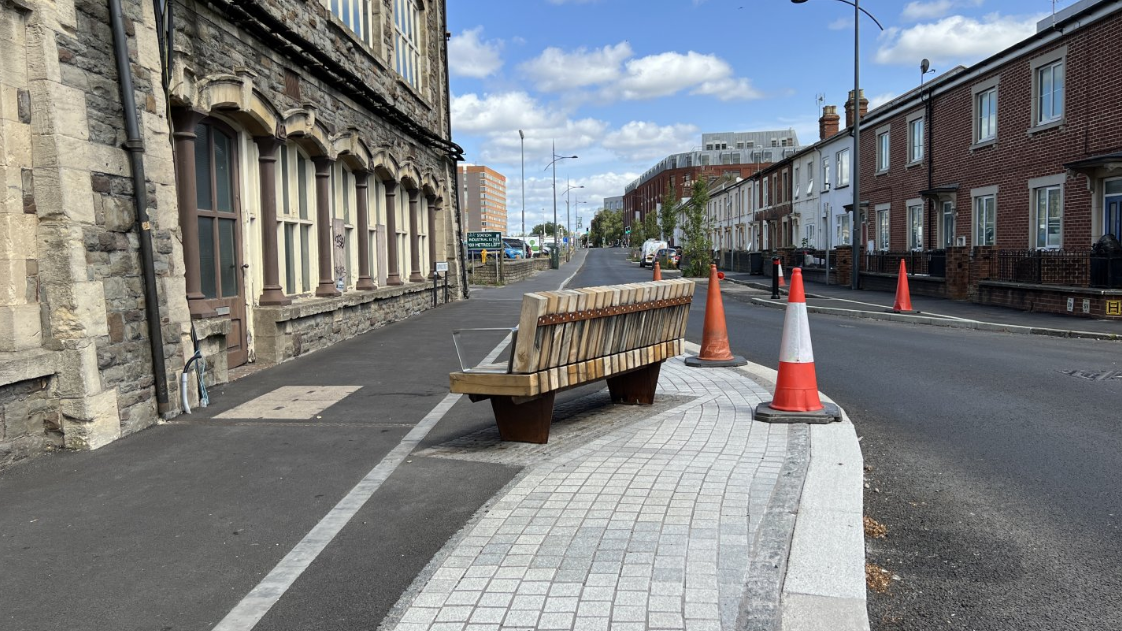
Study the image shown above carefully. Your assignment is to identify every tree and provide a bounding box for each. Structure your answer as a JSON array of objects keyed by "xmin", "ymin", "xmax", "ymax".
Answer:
[
  {"xmin": 659, "ymin": 181, "xmax": 679, "ymax": 244},
  {"xmin": 589, "ymin": 208, "xmax": 623, "ymax": 247},
  {"xmin": 642, "ymin": 209, "xmax": 659, "ymax": 244},
  {"xmin": 629, "ymin": 216, "xmax": 645, "ymax": 248},
  {"xmin": 530, "ymin": 222, "xmax": 563, "ymax": 237},
  {"xmin": 681, "ymin": 179, "xmax": 712, "ymax": 277}
]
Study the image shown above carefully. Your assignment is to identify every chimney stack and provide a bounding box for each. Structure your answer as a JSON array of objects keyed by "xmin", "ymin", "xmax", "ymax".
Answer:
[
  {"xmin": 819, "ymin": 105, "xmax": 840, "ymax": 140},
  {"xmin": 844, "ymin": 89, "xmax": 868, "ymax": 129}
]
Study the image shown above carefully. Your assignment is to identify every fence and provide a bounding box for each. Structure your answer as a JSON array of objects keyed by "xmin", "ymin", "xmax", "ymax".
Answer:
[
  {"xmin": 988, "ymin": 249, "xmax": 1122, "ymax": 288},
  {"xmin": 865, "ymin": 250, "xmax": 946, "ymax": 277}
]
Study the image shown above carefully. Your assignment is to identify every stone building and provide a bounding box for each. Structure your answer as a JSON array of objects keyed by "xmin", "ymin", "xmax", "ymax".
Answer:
[{"xmin": 0, "ymin": 0, "xmax": 462, "ymax": 468}]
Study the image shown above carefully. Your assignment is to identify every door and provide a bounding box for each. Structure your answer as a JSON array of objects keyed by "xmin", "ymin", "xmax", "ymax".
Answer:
[
  {"xmin": 1105, "ymin": 178, "xmax": 1122, "ymax": 240},
  {"xmin": 195, "ymin": 120, "xmax": 248, "ymax": 368}
]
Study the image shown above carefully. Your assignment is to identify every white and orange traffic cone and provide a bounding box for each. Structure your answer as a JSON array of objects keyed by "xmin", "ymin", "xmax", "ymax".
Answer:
[
  {"xmin": 893, "ymin": 259, "xmax": 914, "ymax": 313},
  {"xmin": 755, "ymin": 268, "xmax": 841, "ymax": 423},
  {"xmin": 685, "ymin": 264, "xmax": 746, "ymax": 368},
  {"xmin": 777, "ymin": 262, "xmax": 786, "ymax": 288}
]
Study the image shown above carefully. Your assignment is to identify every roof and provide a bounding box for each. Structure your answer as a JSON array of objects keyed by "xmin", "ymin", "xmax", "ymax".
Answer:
[{"xmin": 1064, "ymin": 152, "xmax": 1122, "ymax": 171}]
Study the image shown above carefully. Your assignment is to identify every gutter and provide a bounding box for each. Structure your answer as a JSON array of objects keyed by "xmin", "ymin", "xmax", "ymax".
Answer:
[{"xmin": 108, "ymin": 0, "xmax": 171, "ymax": 415}]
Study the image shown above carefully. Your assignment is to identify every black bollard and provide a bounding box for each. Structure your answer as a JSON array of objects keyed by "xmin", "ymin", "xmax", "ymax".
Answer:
[{"xmin": 771, "ymin": 257, "xmax": 780, "ymax": 299}]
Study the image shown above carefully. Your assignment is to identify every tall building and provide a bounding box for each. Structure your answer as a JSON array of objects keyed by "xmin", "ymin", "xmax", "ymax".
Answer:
[
  {"xmin": 458, "ymin": 166, "xmax": 508, "ymax": 233},
  {"xmin": 603, "ymin": 196, "xmax": 624, "ymax": 212}
]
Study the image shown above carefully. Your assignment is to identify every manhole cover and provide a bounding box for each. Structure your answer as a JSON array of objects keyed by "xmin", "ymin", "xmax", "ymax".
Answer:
[{"xmin": 1058, "ymin": 369, "xmax": 1122, "ymax": 381}]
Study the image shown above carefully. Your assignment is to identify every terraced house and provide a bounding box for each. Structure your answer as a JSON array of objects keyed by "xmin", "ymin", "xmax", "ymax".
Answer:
[{"xmin": 0, "ymin": 0, "xmax": 462, "ymax": 467}]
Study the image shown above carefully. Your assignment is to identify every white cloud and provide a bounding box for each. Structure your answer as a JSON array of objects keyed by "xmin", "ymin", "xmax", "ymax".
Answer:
[
  {"xmin": 448, "ymin": 27, "xmax": 503, "ymax": 79},
  {"xmin": 615, "ymin": 51, "xmax": 761, "ymax": 101},
  {"xmin": 519, "ymin": 43, "xmax": 633, "ymax": 92},
  {"xmin": 451, "ymin": 92, "xmax": 564, "ymax": 135},
  {"xmin": 901, "ymin": 0, "xmax": 983, "ymax": 22},
  {"xmin": 603, "ymin": 121, "xmax": 700, "ymax": 162},
  {"xmin": 875, "ymin": 13, "xmax": 1044, "ymax": 66},
  {"xmin": 867, "ymin": 92, "xmax": 896, "ymax": 110},
  {"xmin": 828, "ymin": 16, "xmax": 853, "ymax": 30}
]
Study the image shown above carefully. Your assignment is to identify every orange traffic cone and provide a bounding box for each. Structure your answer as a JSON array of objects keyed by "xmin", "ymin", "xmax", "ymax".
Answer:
[
  {"xmin": 685, "ymin": 264, "xmax": 746, "ymax": 367},
  {"xmin": 755, "ymin": 268, "xmax": 840, "ymax": 422},
  {"xmin": 778, "ymin": 262, "xmax": 786, "ymax": 287},
  {"xmin": 893, "ymin": 259, "xmax": 914, "ymax": 313},
  {"xmin": 653, "ymin": 260, "xmax": 662, "ymax": 281}
]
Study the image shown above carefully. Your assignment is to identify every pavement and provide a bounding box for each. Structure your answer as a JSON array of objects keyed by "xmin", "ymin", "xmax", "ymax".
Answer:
[
  {"xmin": 0, "ymin": 249, "xmax": 868, "ymax": 631},
  {"xmin": 712, "ymin": 269, "xmax": 1121, "ymax": 340}
]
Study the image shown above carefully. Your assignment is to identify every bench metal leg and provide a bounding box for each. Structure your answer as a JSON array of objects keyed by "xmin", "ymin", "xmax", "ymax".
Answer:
[
  {"xmin": 607, "ymin": 362, "xmax": 662, "ymax": 405},
  {"xmin": 491, "ymin": 392, "xmax": 556, "ymax": 444}
]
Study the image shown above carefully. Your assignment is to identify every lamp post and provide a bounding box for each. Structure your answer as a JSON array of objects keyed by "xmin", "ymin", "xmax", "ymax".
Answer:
[
  {"xmin": 562, "ymin": 181, "xmax": 584, "ymax": 256},
  {"xmin": 575, "ymin": 200, "xmax": 588, "ymax": 248},
  {"xmin": 791, "ymin": 0, "xmax": 883, "ymax": 290},
  {"xmin": 518, "ymin": 130, "xmax": 525, "ymax": 238},
  {"xmin": 545, "ymin": 141, "xmax": 578, "ymax": 262}
]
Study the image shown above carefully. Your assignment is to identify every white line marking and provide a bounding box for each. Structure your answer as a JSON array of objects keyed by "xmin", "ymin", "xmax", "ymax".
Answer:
[
  {"xmin": 559, "ymin": 251, "xmax": 586, "ymax": 289},
  {"xmin": 213, "ymin": 334, "xmax": 513, "ymax": 630}
]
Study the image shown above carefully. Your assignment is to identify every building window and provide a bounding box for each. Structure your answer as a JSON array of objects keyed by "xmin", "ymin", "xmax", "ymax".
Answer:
[
  {"xmin": 806, "ymin": 160, "xmax": 814, "ymax": 195},
  {"xmin": 394, "ymin": 0, "xmax": 423, "ymax": 90},
  {"xmin": 975, "ymin": 87, "xmax": 997, "ymax": 143},
  {"xmin": 1034, "ymin": 185, "xmax": 1062, "ymax": 249},
  {"xmin": 794, "ymin": 166, "xmax": 800, "ymax": 198},
  {"xmin": 277, "ymin": 145, "xmax": 316, "ymax": 294},
  {"xmin": 941, "ymin": 200, "xmax": 955, "ymax": 248},
  {"xmin": 974, "ymin": 193, "xmax": 996, "ymax": 246},
  {"xmin": 908, "ymin": 116, "xmax": 924, "ymax": 163},
  {"xmin": 836, "ymin": 149, "xmax": 849, "ymax": 187},
  {"xmin": 194, "ymin": 121, "xmax": 240, "ymax": 300},
  {"xmin": 907, "ymin": 203, "xmax": 923, "ymax": 250},
  {"xmin": 877, "ymin": 208, "xmax": 890, "ymax": 251},
  {"xmin": 330, "ymin": 0, "xmax": 372, "ymax": 46},
  {"xmin": 823, "ymin": 156, "xmax": 830, "ymax": 189},
  {"xmin": 763, "ymin": 177, "xmax": 769, "ymax": 207},
  {"xmin": 876, "ymin": 130, "xmax": 890, "ymax": 172},
  {"xmin": 1036, "ymin": 59, "xmax": 1064, "ymax": 125},
  {"xmin": 838, "ymin": 214, "xmax": 851, "ymax": 246},
  {"xmin": 805, "ymin": 223, "xmax": 816, "ymax": 248},
  {"xmin": 332, "ymin": 164, "xmax": 356, "ymax": 288}
]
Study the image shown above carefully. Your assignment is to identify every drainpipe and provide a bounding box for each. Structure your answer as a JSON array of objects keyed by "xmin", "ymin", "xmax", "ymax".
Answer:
[
  {"xmin": 441, "ymin": 6, "xmax": 469, "ymax": 298},
  {"xmin": 109, "ymin": 0, "xmax": 171, "ymax": 415},
  {"xmin": 925, "ymin": 86, "xmax": 935, "ymax": 250}
]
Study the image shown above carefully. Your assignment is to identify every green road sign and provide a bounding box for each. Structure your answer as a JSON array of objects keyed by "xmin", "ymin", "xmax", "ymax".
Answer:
[{"xmin": 466, "ymin": 231, "xmax": 502, "ymax": 249}]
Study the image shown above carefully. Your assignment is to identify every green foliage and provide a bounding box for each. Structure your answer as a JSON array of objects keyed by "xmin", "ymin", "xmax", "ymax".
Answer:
[
  {"xmin": 531, "ymin": 222, "xmax": 563, "ymax": 237},
  {"xmin": 589, "ymin": 209, "xmax": 623, "ymax": 247},
  {"xmin": 681, "ymin": 179, "xmax": 713, "ymax": 277},
  {"xmin": 659, "ymin": 182, "xmax": 679, "ymax": 244},
  {"xmin": 642, "ymin": 210, "xmax": 659, "ymax": 244},
  {"xmin": 629, "ymin": 218, "xmax": 646, "ymax": 247}
]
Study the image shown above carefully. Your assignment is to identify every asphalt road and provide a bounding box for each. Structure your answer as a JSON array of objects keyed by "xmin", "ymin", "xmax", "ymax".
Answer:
[{"xmin": 576, "ymin": 248, "xmax": 1122, "ymax": 630}]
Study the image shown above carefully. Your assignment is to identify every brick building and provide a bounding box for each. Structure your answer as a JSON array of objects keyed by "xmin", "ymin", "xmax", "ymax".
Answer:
[
  {"xmin": 0, "ymin": 0, "xmax": 462, "ymax": 468},
  {"xmin": 857, "ymin": 0, "xmax": 1122, "ymax": 317},
  {"xmin": 457, "ymin": 165, "xmax": 507, "ymax": 233}
]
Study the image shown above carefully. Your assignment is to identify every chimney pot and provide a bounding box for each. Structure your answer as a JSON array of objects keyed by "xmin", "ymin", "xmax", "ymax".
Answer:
[
  {"xmin": 819, "ymin": 105, "xmax": 840, "ymax": 141},
  {"xmin": 844, "ymin": 89, "xmax": 868, "ymax": 129}
]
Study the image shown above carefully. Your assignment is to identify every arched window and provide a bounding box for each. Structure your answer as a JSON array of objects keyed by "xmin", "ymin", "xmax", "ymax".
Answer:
[{"xmin": 276, "ymin": 144, "xmax": 316, "ymax": 295}]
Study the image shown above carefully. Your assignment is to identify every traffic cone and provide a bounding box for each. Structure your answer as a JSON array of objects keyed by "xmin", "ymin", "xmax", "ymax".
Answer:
[
  {"xmin": 755, "ymin": 268, "xmax": 840, "ymax": 423},
  {"xmin": 653, "ymin": 260, "xmax": 662, "ymax": 281},
  {"xmin": 685, "ymin": 264, "xmax": 746, "ymax": 367},
  {"xmin": 778, "ymin": 262, "xmax": 786, "ymax": 287},
  {"xmin": 893, "ymin": 259, "xmax": 914, "ymax": 313}
]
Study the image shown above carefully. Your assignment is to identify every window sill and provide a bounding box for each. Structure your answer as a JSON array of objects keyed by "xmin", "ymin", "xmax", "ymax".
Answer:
[
  {"xmin": 834, "ymin": 183, "xmax": 849, "ymax": 190},
  {"xmin": 970, "ymin": 138, "xmax": 997, "ymax": 151},
  {"xmin": 1028, "ymin": 118, "xmax": 1065, "ymax": 136},
  {"xmin": 906, "ymin": 160, "xmax": 923, "ymax": 169},
  {"xmin": 875, "ymin": 170, "xmax": 889, "ymax": 177}
]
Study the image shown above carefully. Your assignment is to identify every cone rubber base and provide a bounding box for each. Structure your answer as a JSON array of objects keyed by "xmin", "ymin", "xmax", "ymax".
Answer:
[
  {"xmin": 754, "ymin": 401, "xmax": 841, "ymax": 424},
  {"xmin": 684, "ymin": 354, "xmax": 747, "ymax": 368}
]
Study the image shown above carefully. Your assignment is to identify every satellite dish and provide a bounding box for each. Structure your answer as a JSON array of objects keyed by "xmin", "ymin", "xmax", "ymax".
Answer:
[{"xmin": 920, "ymin": 59, "xmax": 930, "ymax": 74}]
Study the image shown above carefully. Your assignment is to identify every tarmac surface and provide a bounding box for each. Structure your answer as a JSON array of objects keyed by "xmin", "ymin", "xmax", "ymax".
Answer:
[{"xmin": 0, "ymin": 249, "xmax": 865, "ymax": 631}]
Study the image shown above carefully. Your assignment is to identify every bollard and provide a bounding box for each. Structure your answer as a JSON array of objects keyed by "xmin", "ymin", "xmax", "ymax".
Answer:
[{"xmin": 771, "ymin": 257, "xmax": 781, "ymax": 299}]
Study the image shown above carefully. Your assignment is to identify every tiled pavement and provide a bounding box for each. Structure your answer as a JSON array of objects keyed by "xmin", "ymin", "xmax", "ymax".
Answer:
[{"xmin": 382, "ymin": 357, "xmax": 805, "ymax": 631}]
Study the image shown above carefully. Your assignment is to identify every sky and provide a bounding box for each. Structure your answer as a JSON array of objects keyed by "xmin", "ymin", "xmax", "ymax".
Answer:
[{"xmin": 447, "ymin": 0, "xmax": 1081, "ymax": 236}]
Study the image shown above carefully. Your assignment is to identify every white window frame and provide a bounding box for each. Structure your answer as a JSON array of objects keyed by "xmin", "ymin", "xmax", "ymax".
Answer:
[
  {"xmin": 794, "ymin": 166, "xmax": 800, "ymax": 199},
  {"xmin": 328, "ymin": 0, "xmax": 373, "ymax": 47},
  {"xmin": 277, "ymin": 144, "xmax": 317, "ymax": 295},
  {"xmin": 836, "ymin": 148, "xmax": 850, "ymax": 187},
  {"xmin": 1030, "ymin": 46, "xmax": 1066, "ymax": 130},
  {"xmin": 837, "ymin": 213, "xmax": 851, "ymax": 246},
  {"xmin": 875, "ymin": 125, "xmax": 890, "ymax": 173},
  {"xmin": 940, "ymin": 199, "xmax": 956, "ymax": 248},
  {"xmin": 972, "ymin": 77, "xmax": 999, "ymax": 147},
  {"xmin": 394, "ymin": 0, "xmax": 424, "ymax": 91},
  {"xmin": 806, "ymin": 160, "xmax": 814, "ymax": 195},
  {"xmin": 1028, "ymin": 174, "xmax": 1065, "ymax": 250},
  {"xmin": 971, "ymin": 185, "xmax": 998, "ymax": 246},
  {"xmin": 906, "ymin": 111, "xmax": 924, "ymax": 165},
  {"xmin": 906, "ymin": 199, "xmax": 924, "ymax": 250},
  {"xmin": 823, "ymin": 156, "xmax": 830, "ymax": 189},
  {"xmin": 331, "ymin": 163, "xmax": 358, "ymax": 290},
  {"xmin": 876, "ymin": 204, "xmax": 890, "ymax": 251}
]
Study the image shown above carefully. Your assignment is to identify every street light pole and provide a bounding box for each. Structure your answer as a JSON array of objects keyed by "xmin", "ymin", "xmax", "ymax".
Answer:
[
  {"xmin": 519, "ymin": 130, "xmax": 525, "ymax": 238},
  {"xmin": 545, "ymin": 142, "xmax": 578, "ymax": 261},
  {"xmin": 561, "ymin": 181, "xmax": 585, "ymax": 257},
  {"xmin": 791, "ymin": 0, "xmax": 883, "ymax": 290}
]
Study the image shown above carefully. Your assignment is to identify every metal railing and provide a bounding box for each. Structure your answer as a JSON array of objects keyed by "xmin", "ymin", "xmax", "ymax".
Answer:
[
  {"xmin": 988, "ymin": 249, "xmax": 1122, "ymax": 288},
  {"xmin": 864, "ymin": 250, "xmax": 946, "ymax": 277}
]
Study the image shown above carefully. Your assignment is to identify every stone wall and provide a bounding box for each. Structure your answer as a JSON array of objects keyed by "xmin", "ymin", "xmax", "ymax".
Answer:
[{"xmin": 470, "ymin": 258, "xmax": 551, "ymax": 285}]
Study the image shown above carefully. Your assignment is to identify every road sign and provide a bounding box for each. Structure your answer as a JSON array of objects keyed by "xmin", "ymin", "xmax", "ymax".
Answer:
[{"xmin": 466, "ymin": 231, "xmax": 501, "ymax": 249}]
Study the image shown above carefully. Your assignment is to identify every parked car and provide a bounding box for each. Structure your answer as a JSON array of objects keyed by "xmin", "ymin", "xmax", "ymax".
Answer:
[
  {"xmin": 656, "ymin": 247, "xmax": 680, "ymax": 268},
  {"xmin": 502, "ymin": 238, "xmax": 526, "ymax": 259},
  {"xmin": 639, "ymin": 239, "xmax": 668, "ymax": 268}
]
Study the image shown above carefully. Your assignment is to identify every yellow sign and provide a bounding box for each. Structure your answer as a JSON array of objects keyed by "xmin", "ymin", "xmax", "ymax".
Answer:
[{"xmin": 1107, "ymin": 300, "xmax": 1122, "ymax": 316}]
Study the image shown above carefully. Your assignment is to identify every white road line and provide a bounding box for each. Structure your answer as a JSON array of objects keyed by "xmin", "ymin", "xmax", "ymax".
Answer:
[
  {"xmin": 559, "ymin": 251, "xmax": 586, "ymax": 289},
  {"xmin": 213, "ymin": 334, "xmax": 513, "ymax": 631}
]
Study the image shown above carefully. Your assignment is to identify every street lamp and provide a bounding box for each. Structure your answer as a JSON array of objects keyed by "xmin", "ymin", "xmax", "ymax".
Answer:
[
  {"xmin": 575, "ymin": 200, "xmax": 588, "ymax": 248},
  {"xmin": 791, "ymin": 0, "xmax": 883, "ymax": 290},
  {"xmin": 545, "ymin": 141, "xmax": 578, "ymax": 258},
  {"xmin": 518, "ymin": 130, "xmax": 525, "ymax": 238},
  {"xmin": 562, "ymin": 181, "xmax": 584, "ymax": 256}
]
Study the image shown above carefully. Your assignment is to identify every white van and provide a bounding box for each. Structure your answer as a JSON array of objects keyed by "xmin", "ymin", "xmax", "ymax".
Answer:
[{"xmin": 639, "ymin": 239, "xmax": 668, "ymax": 268}]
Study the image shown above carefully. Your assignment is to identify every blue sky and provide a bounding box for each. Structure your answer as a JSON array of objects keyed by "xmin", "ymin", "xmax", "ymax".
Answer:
[{"xmin": 447, "ymin": 0, "xmax": 1079, "ymax": 235}]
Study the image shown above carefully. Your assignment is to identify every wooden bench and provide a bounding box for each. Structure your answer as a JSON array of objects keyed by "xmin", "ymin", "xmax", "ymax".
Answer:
[{"xmin": 449, "ymin": 279, "xmax": 695, "ymax": 443}]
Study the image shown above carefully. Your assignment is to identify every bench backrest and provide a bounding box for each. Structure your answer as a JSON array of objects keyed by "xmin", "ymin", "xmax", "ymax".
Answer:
[{"xmin": 510, "ymin": 279, "xmax": 695, "ymax": 375}]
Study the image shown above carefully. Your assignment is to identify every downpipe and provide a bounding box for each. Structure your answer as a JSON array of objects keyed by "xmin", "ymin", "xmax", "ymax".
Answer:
[{"xmin": 108, "ymin": 0, "xmax": 171, "ymax": 415}]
